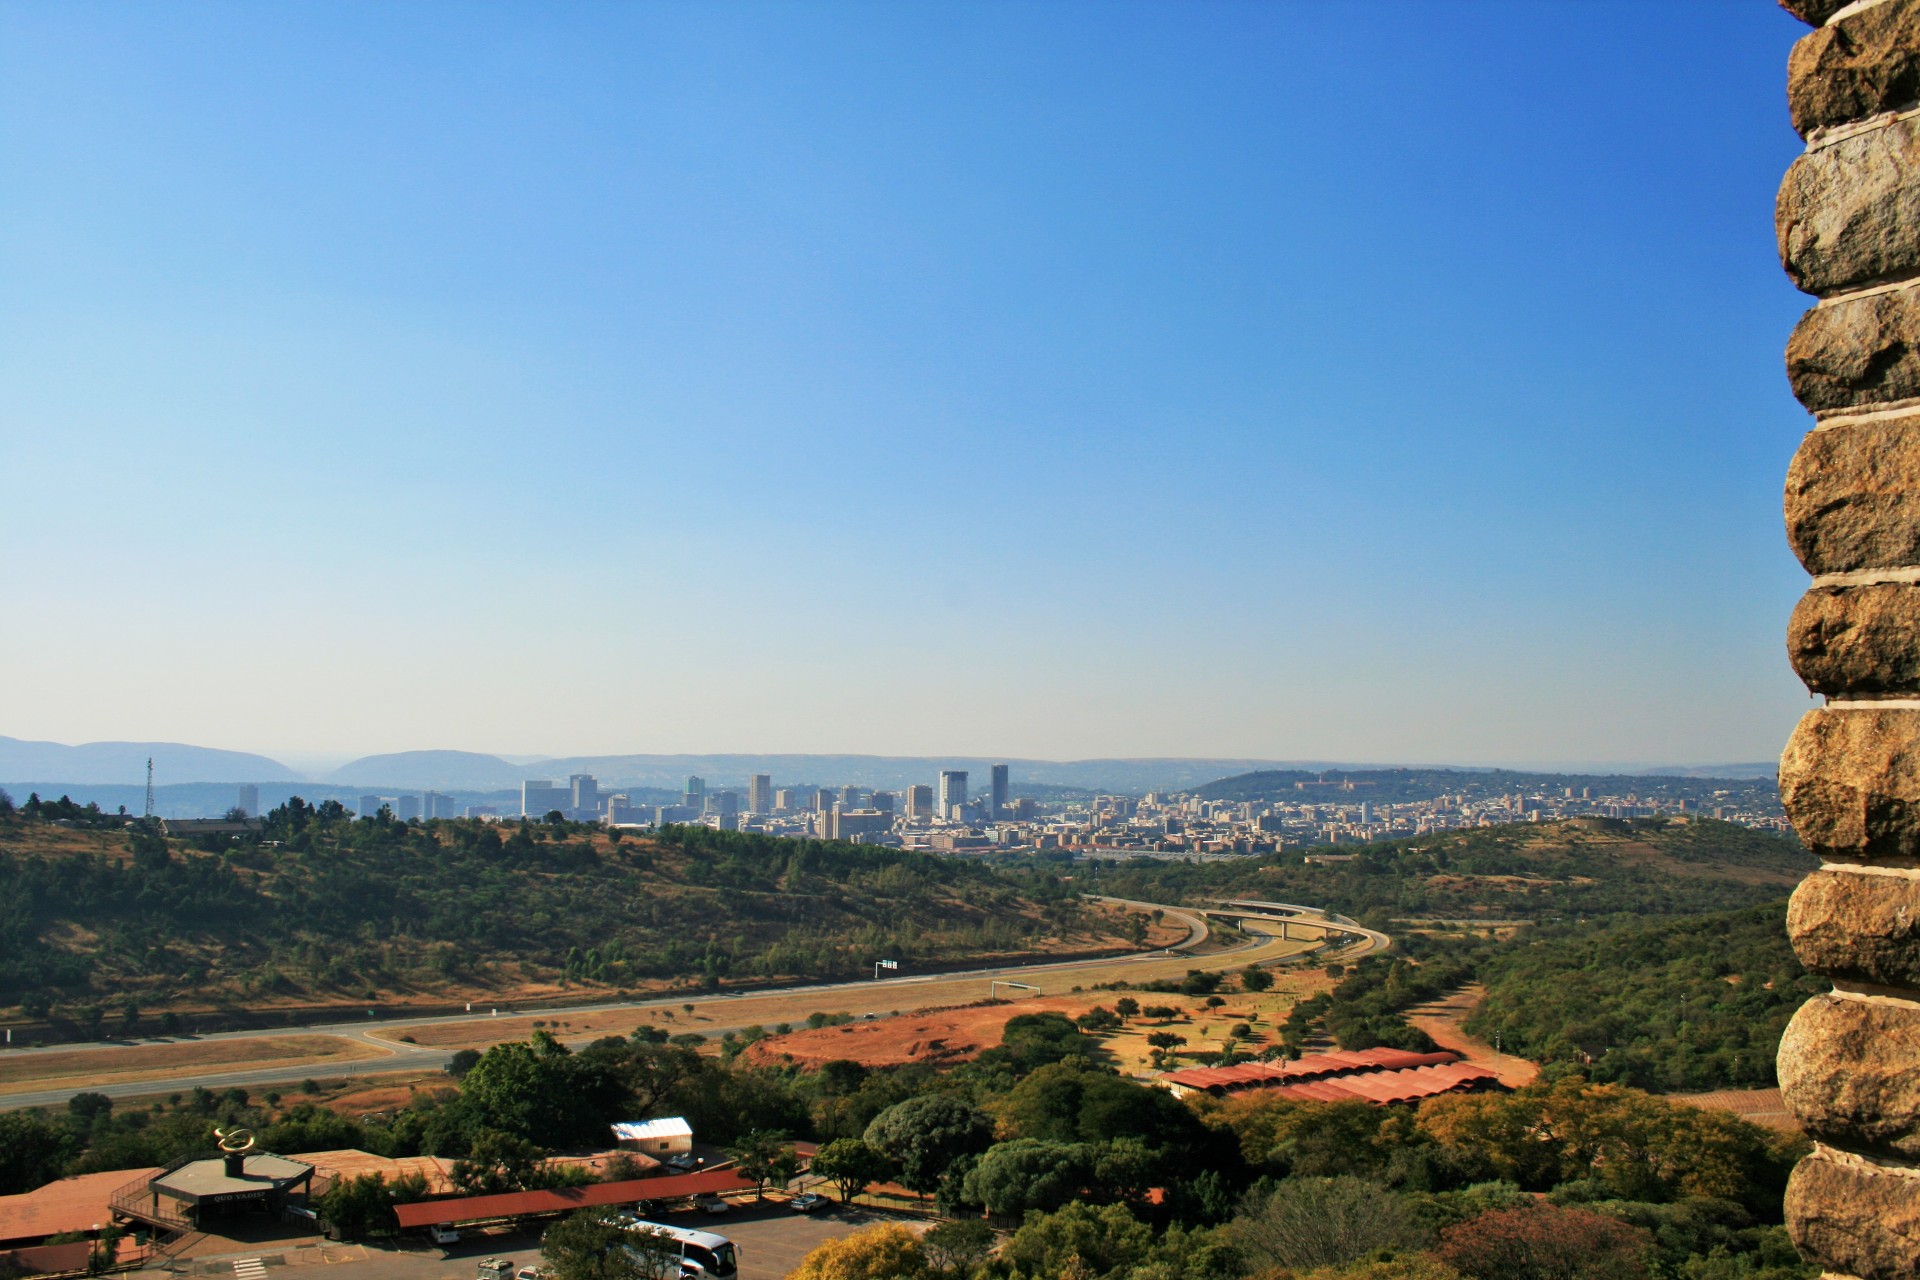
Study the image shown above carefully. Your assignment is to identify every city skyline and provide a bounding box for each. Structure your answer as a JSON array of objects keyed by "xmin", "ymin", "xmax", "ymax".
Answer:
[{"xmin": 2, "ymin": 3, "xmax": 1815, "ymax": 763}]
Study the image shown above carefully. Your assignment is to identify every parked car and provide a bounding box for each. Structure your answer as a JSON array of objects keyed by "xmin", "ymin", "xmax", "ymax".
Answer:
[
  {"xmin": 429, "ymin": 1226, "xmax": 461, "ymax": 1246},
  {"xmin": 789, "ymin": 1193, "xmax": 827, "ymax": 1214},
  {"xmin": 516, "ymin": 1266, "xmax": 552, "ymax": 1280},
  {"xmin": 665, "ymin": 1153, "xmax": 699, "ymax": 1173},
  {"xmin": 692, "ymin": 1194, "xmax": 732, "ymax": 1215},
  {"xmin": 477, "ymin": 1259, "xmax": 514, "ymax": 1280}
]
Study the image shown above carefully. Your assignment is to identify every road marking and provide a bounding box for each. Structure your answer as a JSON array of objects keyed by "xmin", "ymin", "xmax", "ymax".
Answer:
[{"xmin": 234, "ymin": 1259, "xmax": 267, "ymax": 1280}]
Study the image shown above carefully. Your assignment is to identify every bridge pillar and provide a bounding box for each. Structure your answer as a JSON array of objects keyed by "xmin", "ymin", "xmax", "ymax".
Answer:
[{"xmin": 1773, "ymin": 3, "xmax": 1920, "ymax": 1277}]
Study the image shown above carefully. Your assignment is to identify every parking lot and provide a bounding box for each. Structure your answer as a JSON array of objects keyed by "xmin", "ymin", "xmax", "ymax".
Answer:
[{"xmin": 183, "ymin": 1198, "xmax": 917, "ymax": 1280}]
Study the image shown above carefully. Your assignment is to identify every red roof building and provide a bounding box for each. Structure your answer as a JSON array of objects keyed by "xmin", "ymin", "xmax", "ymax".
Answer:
[
  {"xmin": 392, "ymin": 1168, "xmax": 755, "ymax": 1230},
  {"xmin": 1158, "ymin": 1047, "xmax": 1504, "ymax": 1104}
]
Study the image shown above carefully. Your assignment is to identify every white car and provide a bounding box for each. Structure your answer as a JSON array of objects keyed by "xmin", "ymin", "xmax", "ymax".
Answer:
[{"xmin": 429, "ymin": 1226, "xmax": 461, "ymax": 1246}]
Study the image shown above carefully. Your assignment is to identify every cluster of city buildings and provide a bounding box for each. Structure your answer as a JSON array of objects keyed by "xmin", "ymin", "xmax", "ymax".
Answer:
[{"xmin": 506, "ymin": 767, "xmax": 1786, "ymax": 860}]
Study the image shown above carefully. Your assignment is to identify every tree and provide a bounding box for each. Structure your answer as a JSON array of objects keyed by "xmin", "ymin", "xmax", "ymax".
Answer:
[
  {"xmin": 921, "ymin": 1220, "xmax": 995, "ymax": 1275},
  {"xmin": 1242, "ymin": 965, "xmax": 1275, "ymax": 992},
  {"xmin": 1230, "ymin": 1176, "xmax": 1430, "ymax": 1272},
  {"xmin": 1147, "ymin": 1031, "xmax": 1187, "ymax": 1052},
  {"xmin": 863, "ymin": 1094, "xmax": 995, "ymax": 1195},
  {"xmin": 449, "ymin": 1129, "xmax": 546, "ymax": 1194},
  {"xmin": 789, "ymin": 1223, "xmax": 932, "ymax": 1280},
  {"xmin": 446, "ymin": 1049, "xmax": 482, "ymax": 1080},
  {"xmin": 1000, "ymin": 1201, "xmax": 1153, "ymax": 1279},
  {"xmin": 960, "ymin": 1138, "xmax": 1095, "ymax": 1217},
  {"xmin": 315, "ymin": 1171, "xmax": 427, "ymax": 1240},
  {"xmin": 810, "ymin": 1138, "xmax": 892, "ymax": 1204},
  {"xmin": 1114, "ymin": 997, "xmax": 1141, "ymax": 1021},
  {"xmin": 725, "ymin": 1130, "xmax": 795, "ymax": 1199},
  {"xmin": 542, "ymin": 1210, "xmax": 679, "ymax": 1280},
  {"xmin": 1436, "ymin": 1202, "xmax": 1651, "ymax": 1280},
  {"xmin": 0, "ymin": 1111, "xmax": 74, "ymax": 1195}
]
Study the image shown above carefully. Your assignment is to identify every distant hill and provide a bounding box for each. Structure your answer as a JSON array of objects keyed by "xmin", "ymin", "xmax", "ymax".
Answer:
[
  {"xmin": 1194, "ymin": 766, "xmax": 1778, "ymax": 805},
  {"xmin": 322, "ymin": 749, "xmax": 525, "ymax": 790},
  {"xmin": 0, "ymin": 735, "xmax": 297, "ymax": 785}
]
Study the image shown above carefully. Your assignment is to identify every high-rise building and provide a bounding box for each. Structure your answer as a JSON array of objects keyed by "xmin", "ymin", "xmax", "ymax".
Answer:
[
  {"xmin": 424, "ymin": 790, "xmax": 456, "ymax": 820},
  {"xmin": 990, "ymin": 764, "xmax": 1009, "ymax": 819},
  {"xmin": 522, "ymin": 779, "xmax": 570, "ymax": 817},
  {"xmin": 840, "ymin": 785, "xmax": 864, "ymax": 810},
  {"xmin": 749, "ymin": 775, "xmax": 773, "ymax": 814},
  {"xmin": 395, "ymin": 794, "xmax": 422, "ymax": 822},
  {"xmin": 870, "ymin": 791, "xmax": 896, "ymax": 816},
  {"xmin": 235, "ymin": 784, "xmax": 259, "ymax": 818},
  {"xmin": 358, "ymin": 794, "xmax": 382, "ymax": 819},
  {"xmin": 570, "ymin": 774, "xmax": 601, "ymax": 815},
  {"xmin": 905, "ymin": 784, "xmax": 934, "ymax": 820},
  {"xmin": 774, "ymin": 788, "xmax": 799, "ymax": 812},
  {"xmin": 812, "ymin": 788, "xmax": 834, "ymax": 812},
  {"xmin": 938, "ymin": 770, "xmax": 968, "ymax": 819},
  {"xmin": 711, "ymin": 791, "xmax": 741, "ymax": 830},
  {"xmin": 829, "ymin": 807, "xmax": 893, "ymax": 842},
  {"xmin": 684, "ymin": 776, "xmax": 707, "ymax": 810}
]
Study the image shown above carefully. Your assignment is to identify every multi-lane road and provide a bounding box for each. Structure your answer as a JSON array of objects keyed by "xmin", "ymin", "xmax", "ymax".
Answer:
[{"xmin": 0, "ymin": 896, "xmax": 1377, "ymax": 1111}]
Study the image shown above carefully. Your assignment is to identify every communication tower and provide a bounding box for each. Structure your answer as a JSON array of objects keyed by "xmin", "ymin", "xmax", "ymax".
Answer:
[{"xmin": 145, "ymin": 758, "xmax": 155, "ymax": 819}]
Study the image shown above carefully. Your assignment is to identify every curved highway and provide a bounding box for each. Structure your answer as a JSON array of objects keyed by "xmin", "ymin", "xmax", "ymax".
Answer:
[{"xmin": 0, "ymin": 895, "xmax": 1370, "ymax": 1110}]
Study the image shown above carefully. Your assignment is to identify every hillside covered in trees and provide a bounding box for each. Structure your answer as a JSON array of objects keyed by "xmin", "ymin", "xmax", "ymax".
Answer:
[
  {"xmin": 0, "ymin": 798, "xmax": 1109, "ymax": 1026},
  {"xmin": 1081, "ymin": 817, "xmax": 1812, "ymax": 927}
]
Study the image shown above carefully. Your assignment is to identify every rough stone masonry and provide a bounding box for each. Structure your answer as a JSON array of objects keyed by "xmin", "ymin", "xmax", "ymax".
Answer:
[{"xmin": 1774, "ymin": 1, "xmax": 1920, "ymax": 1276}]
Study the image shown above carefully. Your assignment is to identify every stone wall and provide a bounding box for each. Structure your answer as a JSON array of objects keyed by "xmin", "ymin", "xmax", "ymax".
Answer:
[{"xmin": 1774, "ymin": 2, "xmax": 1920, "ymax": 1277}]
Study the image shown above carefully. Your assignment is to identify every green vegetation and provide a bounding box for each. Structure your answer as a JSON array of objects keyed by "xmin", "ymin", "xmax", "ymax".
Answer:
[
  {"xmin": 9, "ymin": 1007, "xmax": 1813, "ymax": 1278},
  {"xmin": 1467, "ymin": 902, "xmax": 1821, "ymax": 1091},
  {"xmin": 0, "ymin": 802, "xmax": 1100, "ymax": 1021},
  {"xmin": 1083, "ymin": 818, "xmax": 1812, "ymax": 930}
]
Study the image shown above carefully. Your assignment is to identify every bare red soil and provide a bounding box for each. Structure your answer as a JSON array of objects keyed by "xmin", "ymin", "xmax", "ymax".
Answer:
[{"xmin": 739, "ymin": 996, "xmax": 1105, "ymax": 1069}]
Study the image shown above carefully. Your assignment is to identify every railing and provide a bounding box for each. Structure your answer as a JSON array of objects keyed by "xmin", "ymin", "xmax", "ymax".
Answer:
[{"xmin": 109, "ymin": 1155, "xmax": 195, "ymax": 1232}]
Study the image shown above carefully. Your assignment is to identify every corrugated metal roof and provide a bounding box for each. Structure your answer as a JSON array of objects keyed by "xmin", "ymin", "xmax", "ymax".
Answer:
[
  {"xmin": 611, "ymin": 1118, "xmax": 692, "ymax": 1142},
  {"xmin": 1261, "ymin": 1062, "xmax": 1503, "ymax": 1106},
  {"xmin": 392, "ymin": 1169, "xmax": 753, "ymax": 1229},
  {"xmin": 1160, "ymin": 1048, "xmax": 1459, "ymax": 1092}
]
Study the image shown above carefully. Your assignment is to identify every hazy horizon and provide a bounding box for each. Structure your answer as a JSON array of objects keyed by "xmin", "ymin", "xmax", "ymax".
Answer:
[{"xmin": 2, "ymin": 3, "xmax": 1815, "ymax": 764}]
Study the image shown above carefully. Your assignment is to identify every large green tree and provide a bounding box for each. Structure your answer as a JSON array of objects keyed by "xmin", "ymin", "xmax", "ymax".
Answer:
[{"xmin": 863, "ymin": 1094, "xmax": 994, "ymax": 1196}]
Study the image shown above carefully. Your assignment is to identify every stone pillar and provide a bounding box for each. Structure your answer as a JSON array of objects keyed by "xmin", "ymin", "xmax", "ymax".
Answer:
[{"xmin": 1773, "ymin": 3, "xmax": 1920, "ymax": 1277}]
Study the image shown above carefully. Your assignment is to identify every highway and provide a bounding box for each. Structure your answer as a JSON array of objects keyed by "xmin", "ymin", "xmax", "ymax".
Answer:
[{"xmin": 0, "ymin": 895, "xmax": 1371, "ymax": 1111}]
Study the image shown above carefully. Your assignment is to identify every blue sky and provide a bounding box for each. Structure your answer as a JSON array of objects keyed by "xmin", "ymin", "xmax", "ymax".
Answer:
[{"xmin": 0, "ymin": 1, "xmax": 1820, "ymax": 766}]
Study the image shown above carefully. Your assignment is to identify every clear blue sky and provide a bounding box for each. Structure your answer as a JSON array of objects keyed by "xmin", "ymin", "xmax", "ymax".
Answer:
[{"xmin": 0, "ymin": 1, "xmax": 1819, "ymax": 767}]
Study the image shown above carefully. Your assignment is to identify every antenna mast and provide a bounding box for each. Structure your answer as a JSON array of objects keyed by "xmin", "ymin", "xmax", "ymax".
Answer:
[{"xmin": 145, "ymin": 758, "xmax": 155, "ymax": 819}]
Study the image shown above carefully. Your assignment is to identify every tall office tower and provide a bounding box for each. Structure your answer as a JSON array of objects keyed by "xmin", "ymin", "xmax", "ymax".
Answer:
[
  {"xmin": 938, "ymin": 770, "xmax": 969, "ymax": 819},
  {"xmin": 774, "ymin": 788, "xmax": 799, "ymax": 812},
  {"xmin": 840, "ymin": 784, "xmax": 863, "ymax": 809},
  {"xmin": 522, "ymin": 778, "xmax": 570, "ymax": 817},
  {"xmin": 235, "ymin": 784, "xmax": 259, "ymax": 818},
  {"xmin": 570, "ymin": 774, "xmax": 601, "ymax": 815},
  {"xmin": 990, "ymin": 764, "xmax": 1009, "ymax": 819},
  {"xmin": 423, "ymin": 790, "xmax": 455, "ymax": 820},
  {"xmin": 684, "ymin": 776, "xmax": 707, "ymax": 810},
  {"xmin": 713, "ymin": 791, "xmax": 740, "ymax": 830},
  {"xmin": 395, "ymin": 794, "xmax": 422, "ymax": 822},
  {"xmin": 905, "ymin": 784, "xmax": 934, "ymax": 820},
  {"xmin": 358, "ymin": 794, "xmax": 382, "ymax": 818},
  {"xmin": 870, "ymin": 791, "xmax": 896, "ymax": 816},
  {"xmin": 1359, "ymin": 801, "xmax": 1372, "ymax": 824},
  {"xmin": 749, "ymin": 774, "xmax": 773, "ymax": 814},
  {"xmin": 812, "ymin": 788, "xmax": 835, "ymax": 812}
]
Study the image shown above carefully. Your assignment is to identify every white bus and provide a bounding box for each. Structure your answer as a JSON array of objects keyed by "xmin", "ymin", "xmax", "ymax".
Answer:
[{"xmin": 609, "ymin": 1216, "xmax": 738, "ymax": 1280}]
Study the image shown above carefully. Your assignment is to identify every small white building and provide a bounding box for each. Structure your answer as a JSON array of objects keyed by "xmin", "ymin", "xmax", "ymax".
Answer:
[{"xmin": 612, "ymin": 1116, "xmax": 693, "ymax": 1157}]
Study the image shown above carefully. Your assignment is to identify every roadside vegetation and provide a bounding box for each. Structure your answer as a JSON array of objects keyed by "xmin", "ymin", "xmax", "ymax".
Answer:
[{"xmin": 0, "ymin": 800, "xmax": 1111, "ymax": 1029}]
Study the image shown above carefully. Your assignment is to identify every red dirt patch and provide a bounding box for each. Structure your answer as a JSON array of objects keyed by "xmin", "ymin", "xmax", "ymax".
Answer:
[{"xmin": 739, "ymin": 996, "xmax": 1105, "ymax": 1069}]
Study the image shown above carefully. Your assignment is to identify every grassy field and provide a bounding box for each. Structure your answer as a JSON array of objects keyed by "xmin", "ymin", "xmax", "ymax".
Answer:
[{"xmin": 0, "ymin": 1034, "xmax": 389, "ymax": 1094}]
